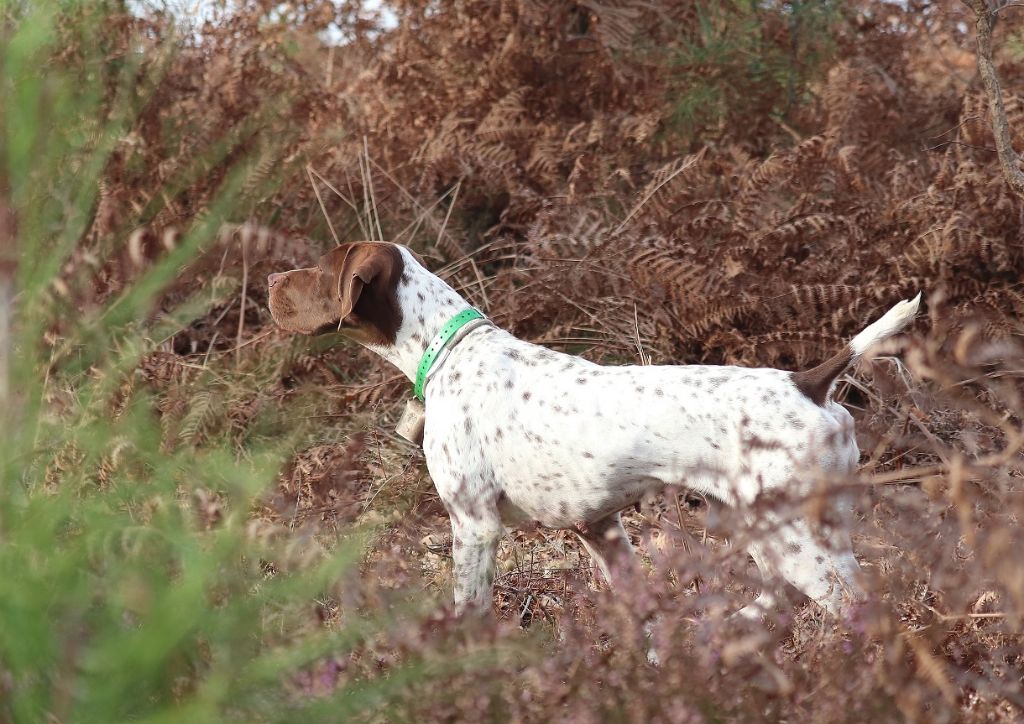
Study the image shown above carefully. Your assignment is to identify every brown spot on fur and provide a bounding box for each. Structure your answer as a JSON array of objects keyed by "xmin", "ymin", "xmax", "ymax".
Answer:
[{"xmin": 791, "ymin": 348, "xmax": 854, "ymax": 406}]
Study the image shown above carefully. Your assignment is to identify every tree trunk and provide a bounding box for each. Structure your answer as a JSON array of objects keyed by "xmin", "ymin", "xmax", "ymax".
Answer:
[{"xmin": 969, "ymin": 0, "xmax": 1024, "ymax": 198}]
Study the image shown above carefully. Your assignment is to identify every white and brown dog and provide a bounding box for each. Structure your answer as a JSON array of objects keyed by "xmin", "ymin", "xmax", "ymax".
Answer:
[{"xmin": 268, "ymin": 241, "xmax": 920, "ymax": 619}]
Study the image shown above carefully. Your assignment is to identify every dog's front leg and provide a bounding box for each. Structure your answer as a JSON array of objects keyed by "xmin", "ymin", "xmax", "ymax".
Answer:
[{"xmin": 449, "ymin": 513, "xmax": 502, "ymax": 614}]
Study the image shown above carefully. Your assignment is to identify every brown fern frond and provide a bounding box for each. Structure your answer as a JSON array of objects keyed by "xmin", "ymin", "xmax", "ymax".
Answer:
[
  {"xmin": 579, "ymin": 1, "xmax": 643, "ymax": 51},
  {"xmin": 620, "ymin": 148, "xmax": 708, "ymax": 227}
]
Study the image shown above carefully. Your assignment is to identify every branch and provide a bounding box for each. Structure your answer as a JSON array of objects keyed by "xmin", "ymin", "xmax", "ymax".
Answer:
[
  {"xmin": 968, "ymin": 0, "xmax": 1024, "ymax": 198},
  {"xmin": 0, "ymin": 194, "xmax": 15, "ymax": 408}
]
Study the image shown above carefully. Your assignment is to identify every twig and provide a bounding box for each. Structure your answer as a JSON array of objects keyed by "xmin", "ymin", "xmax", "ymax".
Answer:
[
  {"xmin": 864, "ymin": 464, "xmax": 947, "ymax": 486},
  {"xmin": 924, "ymin": 140, "xmax": 997, "ymax": 153},
  {"xmin": 366, "ymin": 156, "xmax": 456, "ymax": 243},
  {"xmin": 325, "ymin": 45, "xmax": 334, "ymax": 87},
  {"xmin": 841, "ymin": 373, "xmax": 952, "ymax": 466},
  {"xmin": 362, "ymin": 137, "xmax": 385, "ymax": 241},
  {"xmin": 435, "ymin": 179, "xmax": 461, "ymax": 250},
  {"xmin": 951, "ymin": 369, "xmax": 1024, "ymax": 386},
  {"xmin": 672, "ymin": 494, "xmax": 702, "ymax": 593},
  {"xmin": 926, "ymin": 114, "xmax": 982, "ymax": 140},
  {"xmin": 435, "ymin": 239, "xmax": 507, "ymax": 276},
  {"xmin": 925, "ymin": 604, "xmax": 1012, "ymax": 621},
  {"xmin": 235, "ymin": 229, "xmax": 249, "ymax": 366},
  {"xmin": 994, "ymin": 2, "xmax": 1024, "ymax": 13},
  {"xmin": 615, "ymin": 149, "xmax": 705, "ymax": 232},
  {"xmin": 0, "ymin": 268, "xmax": 11, "ymax": 408},
  {"xmin": 2, "ymin": 197, "xmax": 17, "ymax": 408},
  {"xmin": 202, "ymin": 332, "xmax": 218, "ymax": 368},
  {"xmin": 306, "ymin": 164, "xmax": 341, "ymax": 245},
  {"xmin": 467, "ymin": 257, "xmax": 490, "ymax": 311},
  {"xmin": 308, "ymin": 166, "xmax": 362, "ymax": 217},
  {"xmin": 391, "ymin": 182, "xmax": 458, "ymax": 245},
  {"xmin": 361, "ymin": 470, "xmax": 406, "ymax": 512},
  {"xmin": 218, "ymin": 328, "xmax": 273, "ymax": 356},
  {"xmin": 633, "ymin": 303, "xmax": 651, "ymax": 366},
  {"xmin": 342, "ymin": 168, "xmax": 369, "ymax": 239}
]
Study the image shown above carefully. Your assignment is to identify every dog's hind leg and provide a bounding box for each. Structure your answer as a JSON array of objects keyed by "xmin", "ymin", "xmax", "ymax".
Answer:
[
  {"xmin": 733, "ymin": 541, "xmax": 784, "ymax": 621},
  {"xmin": 576, "ymin": 512, "xmax": 663, "ymax": 665},
  {"xmin": 574, "ymin": 512, "xmax": 636, "ymax": 586}
]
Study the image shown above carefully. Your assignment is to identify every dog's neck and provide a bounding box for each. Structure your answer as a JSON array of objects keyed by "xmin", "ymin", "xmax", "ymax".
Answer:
[{"xmin": 361, "ymin": 248, "xmax": 474, "ymax": 382}]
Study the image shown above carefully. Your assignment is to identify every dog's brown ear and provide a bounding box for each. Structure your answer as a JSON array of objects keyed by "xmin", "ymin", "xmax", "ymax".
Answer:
[{"xmin": 321, "ymin": 242, "xmax": 404, "ymax": 344}]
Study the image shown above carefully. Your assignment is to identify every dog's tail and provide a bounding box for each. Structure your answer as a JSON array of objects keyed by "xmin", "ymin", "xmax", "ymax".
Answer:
[{"xmin": 791, "ymin": 293, "xmax": 921, "ymax": 405}]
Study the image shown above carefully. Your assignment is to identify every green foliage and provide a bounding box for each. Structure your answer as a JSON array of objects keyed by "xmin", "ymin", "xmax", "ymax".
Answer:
[
  {"xmin": 665, "ymin": 0, "xmax": 840, "ymax": 143},
  {"xmin": 0, "ymin": 3, "xmax": 438, "ymax": 720}
]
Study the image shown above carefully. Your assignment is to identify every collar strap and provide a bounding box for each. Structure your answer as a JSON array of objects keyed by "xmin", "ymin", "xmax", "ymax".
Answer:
[{"xmin": 414, "ymin": 308, "xmax": 488, "ymax": 401}]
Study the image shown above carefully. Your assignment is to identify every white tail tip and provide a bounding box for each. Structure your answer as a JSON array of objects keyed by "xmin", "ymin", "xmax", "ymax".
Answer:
[{"xmin": 850, "ymin": 292, "xmax": 921, "ymax": 357}]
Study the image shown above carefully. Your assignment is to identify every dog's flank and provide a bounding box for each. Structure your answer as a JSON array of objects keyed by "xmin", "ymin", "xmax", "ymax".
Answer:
[{"xmin": 269, "ymin": 242, "xmax": 920, "ymax": 621}]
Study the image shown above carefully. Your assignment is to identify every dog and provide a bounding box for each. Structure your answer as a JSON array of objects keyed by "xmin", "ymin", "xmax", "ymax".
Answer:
[{"xmin": 268, "ymin": 241, "xmax": 920, "ymax": 619}]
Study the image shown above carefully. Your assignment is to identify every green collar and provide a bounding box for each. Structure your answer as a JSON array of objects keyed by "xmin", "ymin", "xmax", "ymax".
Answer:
[{"xmin": 414, "ymin": 308, "xmax": 487, "ymax": 401}]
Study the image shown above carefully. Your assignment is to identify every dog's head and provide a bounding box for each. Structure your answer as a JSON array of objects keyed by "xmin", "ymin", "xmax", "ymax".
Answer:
[{"xmin": 267, "ymin": 241, "xmax": 405, "ymax": 345}]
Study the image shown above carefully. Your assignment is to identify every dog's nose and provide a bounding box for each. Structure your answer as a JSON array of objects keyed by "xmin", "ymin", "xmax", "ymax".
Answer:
[{"xmin": 267, "ymin": 273, "xmax": 283, "ymax": 288}]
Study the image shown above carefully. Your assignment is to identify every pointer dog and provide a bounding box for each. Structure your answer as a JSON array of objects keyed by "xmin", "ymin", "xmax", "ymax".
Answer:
[{"xmin": 268, "ymin": 241, "xmax": 920, "ymax": 619}]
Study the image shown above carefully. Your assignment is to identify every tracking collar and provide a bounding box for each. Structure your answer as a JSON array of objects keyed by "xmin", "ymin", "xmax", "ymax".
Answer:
[{"xmin": 413, "ymin": 308, "xmax": 489, "ymax": 401}]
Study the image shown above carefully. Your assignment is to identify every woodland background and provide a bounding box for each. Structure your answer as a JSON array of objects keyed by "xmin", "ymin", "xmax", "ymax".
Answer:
[{"xmin": 2, "ymin": 0, "xmax": 1024, "ymax": 721}]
